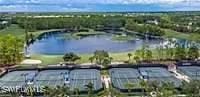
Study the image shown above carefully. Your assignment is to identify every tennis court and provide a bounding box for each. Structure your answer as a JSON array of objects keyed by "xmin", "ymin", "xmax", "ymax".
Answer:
[
  {"xmin": 139, "ymin": 67, "xmax": 182, "ymax": 87},
  {"xmin": 0, "ymin": 70, "xmax": 38, "ymax": 87},
  {"xmin": 34, "ymin": 70, "xmax": 69, "ymax": 87},
  {"xmin": 69, "ymin": 69, "xmax": 102, "ymax": 92},
  {"xmin": 178, "ymin": 66, "xmax": 200, "ymax": 80},
  {"xmin": 109, "ymin": 68, "xmax": 141, "ymax": 90}
]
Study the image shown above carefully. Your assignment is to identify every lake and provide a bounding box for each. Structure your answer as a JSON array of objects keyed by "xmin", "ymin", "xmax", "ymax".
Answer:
[{"xmin": 28, "ymin": 32, "xmax": 166, "ymax": 55}]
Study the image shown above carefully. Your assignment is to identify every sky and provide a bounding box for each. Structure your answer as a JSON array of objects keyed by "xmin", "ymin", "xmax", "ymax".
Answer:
[{"xmin": 0, "ymin": 0, "xmax": 200, "ymax": 12}]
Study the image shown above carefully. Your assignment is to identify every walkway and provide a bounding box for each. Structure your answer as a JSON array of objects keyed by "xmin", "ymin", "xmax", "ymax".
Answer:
[
  {"xmin": 102, "ymin": 75, "xmax": 112, "ymax": 97},
  {"xmin": 172, "ymin": 70, "xmax": 190, "ymax": 82},
  {"xmin": 0, "ymin": 68, "xmax": 6, "ymax": 75},
  {"xmin": 102, "ymin": 75, "xmax": 111, "ymax": 89}
]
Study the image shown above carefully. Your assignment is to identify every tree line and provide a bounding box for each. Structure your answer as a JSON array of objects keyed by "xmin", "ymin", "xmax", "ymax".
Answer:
[
  {"xmin": 13, "ymin": 16, "xmax": 125, "ymax": 32},
  {"xmin": 13, "ymin": 15, "xmax": 165, "ymax": 37},
  {"xmin": 63, "ymin": 42, "xmax": 199, "ymax": 66},
  {"xmin": 123, "ymin": 80, "xmax": 200, "ymax": 97},
  {"xmin": 0, "ymin": 35, "xmax": 23, "ymax": 66}
]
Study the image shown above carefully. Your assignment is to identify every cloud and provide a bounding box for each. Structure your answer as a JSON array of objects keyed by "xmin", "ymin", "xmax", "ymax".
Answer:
[
  {"xmin": 0, "ymin": 0, "xmax": 199, "ymax": 5},
  {"xmin": 0, "ymin": 0, "xmax": 199, "ymax": 12}
]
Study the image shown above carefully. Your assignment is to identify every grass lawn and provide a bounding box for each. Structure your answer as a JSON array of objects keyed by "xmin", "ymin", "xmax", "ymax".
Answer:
[
  {"xmin": 163, "ymin": 29, "xmax": 200, "ymax": 41},
  {"xmin": 0, "ymin": 24, "xmax": 25, "ymax": 38},
  {"xmin": 112, "ymin": 34, "xmax": 137, "ymax": 41},
  {"xmin": 73, "ymin": 30, "xmax": 105, "ymax": 37},
  {"xmin": 29, "ymin": 51, "xmax": 132, "ymax": 65},
  {"xmin": 0, "ymin": 24, "xmax": 63, "ymax": 39},
  {"xmin": 2, "ymin": 24, "xmax": 199, "ymax": 42}
]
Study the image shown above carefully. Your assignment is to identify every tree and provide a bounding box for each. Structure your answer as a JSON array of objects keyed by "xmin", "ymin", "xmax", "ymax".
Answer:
[
  {"xmin": 27, "ymin": 86, "xmax": 35, "ymax": 97},
  {"xmin": 102, "ymin": 57, "xmax": 112, "ymax": 67},
  {"xmin": 74, "ymin": 88, "xmax": 79, "ymax": 97},
  {"xmin": 158, "ymin": 82, "xmax": 177, "ymax": 97},
  {"xmin": 145, "ymin": 49, "xmax": 153, "ymax": 61},
  {"xmin": 181, "ymin": 80, "xmax": 200, "ymax": 97},
  {"xmin": 135, "ymin": 45, "xmax": 153, "ymax": 62},
  {"xmin": 165, "ymin": 39, "xmax": 176, "ymax": 60},
  {"xmin": 89, "ymin": 56, "xmax": 95, "ymax": 64},
  {"xmin": 43, "ymin": 86, "xmax": 55, "ymax": 97},
  {"xmin": 63, "ymin": 52, "xmax": 81, "ymax": 64},
  {"xmin": 174, "ymin": 45, "xmax": 186, "ymax": 60},
  {"xmin": 124, "ymin": 82, "xmax": 135, "ymax": 96},
  {"xmin": 92, "ymin": 50, "xmax": 112, "ymax": 66},
  {"xmin": 133, "ymin": 56, "xmax": 140, "ymax": 63},
  {"xmin": 85, "ymin": 82, "xmax": 94, "ymax": 97},
  {"xmin": 135, "ymin": 49, "xmax": 143, "ymax": 61},
  {"xmin": 147, "ymin": 81, "xmax": 161, "ymax": 96},
  {"xmin": 188, "ymin": 45, "xmax": 199, "ymax": 60},
  {"xmin": 127, "ymin": 53, "xmax": 132, "ymax": 62},
  {"xmin": 0, "ymin": 35, "xmax": 23, "ymax": 66},
  {"xmin": 56, "ymin": 85, "xmax": 70, "ymax": 97},
  {"xmin": 140, "ymin": 80, "xmax": 148, "ymax": 97},
  {"xmin": 43, "ymin": 85, "xmax": 70, "ymax": 97},
  {"xmin": 2, "ymin": 89, "xmax": 21, "ymax": 97}
]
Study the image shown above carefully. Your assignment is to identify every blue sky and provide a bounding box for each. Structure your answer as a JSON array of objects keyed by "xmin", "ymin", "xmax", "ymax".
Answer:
[{"xmin": 0, "ymin": 0, "xmax": 200, "ymax": 12}]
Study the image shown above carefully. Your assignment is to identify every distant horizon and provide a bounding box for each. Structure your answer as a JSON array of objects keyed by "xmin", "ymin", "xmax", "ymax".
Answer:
[
  {"xmin": 1, "ymin": 10, "xmax": 200, "ymax": 13},
  {"xmin": 0, "ymin": 0, "xmax": 200, "ymax": 12}
]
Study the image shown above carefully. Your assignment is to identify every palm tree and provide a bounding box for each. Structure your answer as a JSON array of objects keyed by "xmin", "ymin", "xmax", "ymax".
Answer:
[
  {"xmin": 141, "ymin": 45, "xmax": 146, "ymax": 60},
  {"xmin": 89, "ymin": 56, "xmax": 95, "ymax": 64},
  {"xmin": 139, "ymin": 80, "xmax": 148, "ymax": 97},
  {"xmin": 158, "ymin": 82, "xmax": 176, "ymax": 97},
  {"xmin": 43, "ymin": 86, "xmax": 58, "ymax": 97},
  {"xmin": 27, "ymin": 86, "xmax": 34, "ymax": 97},
  {"xmin": 145, "ymin": 49, "xmax": 153, "ymax": 62},
  {"xmin": 133, "ymin": 56, "xmax": 140, "ymax": 63},
  {"xmin": 56, "ymin": 85, "xmax": 70, "ymax": 97},
  {"xmin": 6, "ymin": 91, "xmax": 21, "ymax": 97},
  {"xmin": 174, "ymin": 45, "xmax": 186, "ymax": 60},
  {"xmin": 124, "ymin": 82, "xmax": 135, "ymax": 96},
  {"xmin": 92, "ymin": 50, "xmax": 110, "ymax": 65},
  {"xmin": 148, "ymin": 81, "xmax": 161, "ymax": 97},
  {"xmin": 85, "ymin": 82, "xmax": 94, "ymax": 97},
  {"xmin": 188, "ymin": 45, "xmax": 199, "ymax": 60},
  {"xmin": 181, "ymin": 80, "xmax": 200, "ymax": 97},
  {"xmin": 127, "ymin": 53, "xmax": 132, "ymax": 61},
  {"xmin": 74, "ymin": 88, "xmax": 79, "ymax": 97},
  {"xmin": 63, "ymin": 52, "xmax": 81, "ymax": 64},
  {"xmin": 43, "ymin": 86, "xmax": 52, "ymax": 97},
  {"xmin": 102, "ymin": 57, "xmax": 113, "ymax": 67},
  {"xmin": 109, "ymin": 57, "xmax": 113, "ymax": 62}
]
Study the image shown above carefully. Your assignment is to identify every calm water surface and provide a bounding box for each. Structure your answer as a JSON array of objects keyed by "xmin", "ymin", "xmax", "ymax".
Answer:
[{"xmin": 28, "ymin": 33, "xmax": 164, "ymax": 55}]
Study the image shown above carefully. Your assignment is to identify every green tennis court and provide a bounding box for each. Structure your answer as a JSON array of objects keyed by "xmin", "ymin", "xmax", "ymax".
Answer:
[
  {"xmin": 139, "ymin": 67, "xmax": 182, "ymax": 87},
  {"xmin": 109, "ymin": 68, "xmax": 142, "ymax": 91},
  {"xmin": 34, "ymin": 70, "xmax": 69, "ymax": 87},
  {"xmin": 70, "ymin": 69, "xmax": 102, "ymax": 92},
  {"xmin": 0, "ymin": 70, "xmax": 38, "ymax": 87},
  {"xmin": 178, "ymin": 66, "xmax": 200, "ymax": 80},
  {"xmin": 0, "ymin": 69, "xmax": 103, "ymax": 93}
]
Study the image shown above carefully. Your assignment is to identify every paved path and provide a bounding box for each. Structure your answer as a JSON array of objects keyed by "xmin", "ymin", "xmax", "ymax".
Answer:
[
  {"xmin": 80, "ymin": 62, "xmax": 124, "ymax": 66},
  {"xmin": 102, "ymin": 75, "xmax": 112, "ymax": 97},
  {"xmin": 172, "ymin": 71, "xmax": 190, "ymax": 82},
  {"xmin": 101, "ymin": 75, "xmax": 111, "ymax": 89},
  {"xmin": 0, "ymin": 68, "xmax": 6, "ymax": 75}
]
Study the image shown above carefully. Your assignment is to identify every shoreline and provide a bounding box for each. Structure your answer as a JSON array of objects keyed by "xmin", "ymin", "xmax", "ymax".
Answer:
[{"xmin": 29, "ymin": 50, "xmax": 135, "ymax": 65}]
